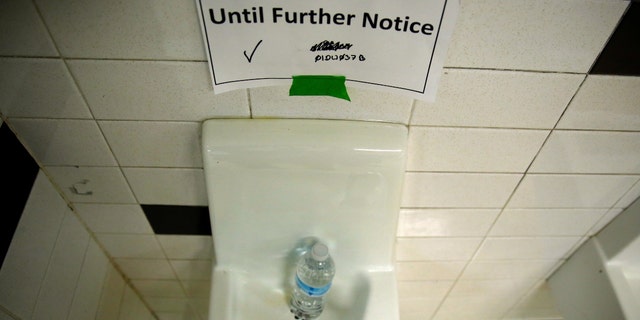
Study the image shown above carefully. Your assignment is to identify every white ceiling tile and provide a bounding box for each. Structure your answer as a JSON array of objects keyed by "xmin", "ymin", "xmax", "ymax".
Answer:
[
  {"xmin": 44, "ymin": 166, "xmax": 136, "ymax": 204},
  {"xmin": 99, "ymin": 121, "xmax": 201, "ymax": 168},
  {"xmin": 34, "ymin": 0, "xmax": 205, "ymax": 60},
  {"xmin": 144, "ymin": 297, "xmax": 191, "ymax": 314},
  {"xmin": 489, "ymin": 209, "xmax": 607, "ymax": 237},
  {"xmin": 557, "ymin": 75, "xmax": 640, "ymax": 131},
  {"xmin": 408, "ymin": 127, "xmax": 548, "ymax": 172},
  {"xmin": 0, "ymin": 0, "xmax": 57, "ymax": 56},
  {"xmin": 250, "ymin": 86, "xmax": 413, "ymax": 124},
  {"xmin": 530, "ymin": 131, "xmax": 640, "ymax": 174},
  {"xmin": 169, "ymin": 260, "xmax": 212, "ymax": 281},
  {"xmin": 508, "ymin": 174, "xmax": 640, "ymax": 208},
  {"xmin": 398, "ymin": 209, "xmax": 499, "ymax": 237},
  {"xmin": 95, "ymin": 234, "xmax": 165, "ymax": 259},
  {"xmin": 0, "ymin": 58, "xmax": 91, "ymax": 119},
  {"xmin": 115, "ymin": 259, "xmax": 176, "ymax": 280},
  {"xmin": 122, "ymin": 168, "xmax": 207, "ymax": 206},
  {"xmin": 396, "ymin": 238, "xmax": 482, "ymax": 261},
  {"xmin": 475, "ymin": 237, "xmax": 582, "ymax": 260},
  {"xmin": 460, "ymin": 260, "xmax": 559, "ymax": 280},
  {"xmin": 411, "ymin": 69, "xmax": 584, "ymax": 128},
  {"xmin": 445, "ymin": 0, "xmax": 627, "ymax": 72},
  {"xmin": 448, "ymin": 278, "xmax": 537, "ymax": 298},
  {"xmin": 9, "ymin": 119, "xmax": 116, "ymax": 166},
  {"xmin": 118, "ymin": 286, "xmax": 154, "ymax": 319},
  {"xmin": 396, "ymin": 261, "xmax": 466, "ymax": 281},
  {"xmin": 181, "ymin": 280, "xmax": 210, "ymax": 298},
  {"xmin": 131, "ymin": 280, "xmax": 185, "ymax": 298},
  {"xmin": 402, "ymin": 173, "xmax": 521, "ymax": 208},
  {"xmin": 74, "ymin": 203, "xmax": 153, "ymax": 234},
  {"xmin": 157, "ymin": 235, "xmax": 214, "ymax": 260},
  {"xmin": 67, "ymin": 60, "xmax": 249, "ymax": 121}
]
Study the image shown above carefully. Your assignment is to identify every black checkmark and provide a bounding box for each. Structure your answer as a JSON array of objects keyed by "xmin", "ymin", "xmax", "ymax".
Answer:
[{"xmin": 243, "ymin": 40, "xmax": 263, "ymax": 63}]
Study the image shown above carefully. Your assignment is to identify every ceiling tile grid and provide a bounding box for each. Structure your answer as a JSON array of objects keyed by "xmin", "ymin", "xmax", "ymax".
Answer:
[{"xmin": 1, "ymin": 0, "xmax": 638, "ymax": 319}]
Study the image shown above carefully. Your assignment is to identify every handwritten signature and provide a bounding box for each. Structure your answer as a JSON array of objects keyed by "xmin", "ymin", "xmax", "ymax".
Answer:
[{"xmin": 310, "ymin": 40, "xmax": 353, "ymax": 52}]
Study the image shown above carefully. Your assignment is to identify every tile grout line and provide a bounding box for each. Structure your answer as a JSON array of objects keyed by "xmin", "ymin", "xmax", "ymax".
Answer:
[
  {"xmin": 429, "ymin": 74, "xmax": 593, "ymax": 320},
  {"xmin": 27, "ymin": 1, "xmax": 158, "ymax": 318}
]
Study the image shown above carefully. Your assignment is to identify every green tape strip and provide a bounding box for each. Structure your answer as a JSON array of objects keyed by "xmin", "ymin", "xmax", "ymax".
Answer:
[{"xmin": 289, "ymin": 75, "xmax": 350, "ymax": 101}]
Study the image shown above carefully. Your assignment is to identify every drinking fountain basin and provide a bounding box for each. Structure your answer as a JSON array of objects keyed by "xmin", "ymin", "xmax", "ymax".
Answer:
[{"xmin": 201, "ymin": 119, "xmax": 407, "ymax": 320}]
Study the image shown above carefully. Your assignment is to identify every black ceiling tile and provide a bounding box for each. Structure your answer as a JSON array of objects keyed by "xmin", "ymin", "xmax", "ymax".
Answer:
[
  {"xmin": 590, "ymin": 2, "xmax": 640, "ymax": 76},
  {"xmin": 142, "ymin": 204, "xmax": 212, "ymax": 235}
]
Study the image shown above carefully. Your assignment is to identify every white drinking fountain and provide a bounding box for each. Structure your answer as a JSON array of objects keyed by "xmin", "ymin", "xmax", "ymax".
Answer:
[{"xmin": 201, "ymin": 119, "xmax": 407, "ymax": 320}]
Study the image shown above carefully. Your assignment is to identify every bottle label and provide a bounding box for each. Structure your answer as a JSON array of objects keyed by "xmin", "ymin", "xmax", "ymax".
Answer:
[{"xmin": 296, "ymin": 275, "xmax": 331, "ymax": 297}]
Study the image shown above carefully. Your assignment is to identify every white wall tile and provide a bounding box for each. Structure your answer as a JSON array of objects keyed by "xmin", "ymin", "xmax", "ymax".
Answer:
[
  {"xmin": 32, "ymin": 212, "xmax": 91, "ymax": 320},
  {"xmin": 475, "ymin": 237, "xmax": 582, "ymax": 260},
  {"xmin": 0, "ymin": 0, "xmax": 57, "ymax": 56},
  {"xmin": 411, "ymin": 69, "xmax": 584, "ymax": 128},
  {"xmin": 460, "ymin": 260, "xmax": 560, "ymax": 280},
  {"xmin": 157, "ymin": 235, "xmax": 214, "ymax": 260},
  {"xmin": 398, "ymin": 281, "xmax": 454, "ymax": 300},
  {"xmin": 0, "ymin": 172, "xmax": 66, "ymax": 319},
  {"xmin": 402, "ymin": 173, "xmax": 521, "ymax": 208},
  {"xmin": 489, "ymin": 209, "xmax": 607, "ymax": 237},
  {"xmin": 35, "ymin": 0, "xmax": 205, "ymax": 60},
  {"xmin": 68, "ymin": 60, "xmax": 249, "ymax": 120},
  {"xmin": 505, "ymin": 281, "xmax": 563, "ymax": 320},
  {"xmin": 396, "ymin": 261, "xmax": 466, "ymax": 281},
  {"xmin": 9, "ymin": 119, "xmax": 116, "ymax": 166},
  {"xmin": 558, "ymin": 75, "xmax": 640, "ymax": 131},
  {"xmin": 399, "ymin": 297, "xmax": 443, "ymax": 320},
  {"xmin": 0, "ymin": 58, "xmax": 91, "ymax": 119},
  {"xmin": 75, "ymin": 203, "xmax": 153, "ymax": 234},
  {"xmin": 96, "ymin": 234, "xmax": 165, "ymax": 259},
  {"xmin": 614, "ymin": 180, "xmax": 640, "ymax": 209},
  {"xmin": 530, "ymin": 131, "xmax": 640, "ymax": 174},
  {"xmin": 408, "ymin": 127, "xmax": 548, "ymax": 172},
  {"xmin": 170, "ymin": 260, "xmax": 212, "ymax": 281},
  {"xmin": 250, "ymin": 86, "xmax": 414, "ymax": 124},
  {"xmin": 434, "ymin": 295, "xmax": 520, "ymax": 320},
  {"xmin": 589, "ymin": 208, "xmax": 623, "ymax": 236},
  {"xmin": 396, "ymin": 238, "xmax": 482, "ymax": 261},
  {"xmin": 45, "ymin": 166, "xmax": 136, "ymax": 203},
  {"xmin": 444, "ymin": 0, "xmax": 627, "ymax": 72},
  {"xmin": 67, "ymin": 239, "xmax": 110, "ymax": 320},
  {"xmin": 397, "ymin": 209, "xmax": 499, "ymax": 237},
  {"xmin": 508, "ymin": 174, "xmax": 640, "ymax": 208},
  {"xmin": 123, "ymin": 168, "xmax": 208, "ymax": 206},
  {"xmin": 115, "ymin": 259, "xmax": 176, "ymax": 280},
  {"xmin": 96, "ymin": 265, "xmax": 126, "ymax": 320},
  {"xmin": 99, "ymin": 121, "xmax": 201, "ymax": 168}
]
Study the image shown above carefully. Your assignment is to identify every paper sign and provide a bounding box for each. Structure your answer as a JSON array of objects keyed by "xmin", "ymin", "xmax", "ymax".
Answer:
[{"xmin": 195, "ymin": 0, "xmax": 459, "ymax": 101}]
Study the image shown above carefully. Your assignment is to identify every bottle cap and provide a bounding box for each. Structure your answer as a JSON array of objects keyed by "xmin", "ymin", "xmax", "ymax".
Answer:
[{"xmin": 311, "ymin": 243, "xmax": 329, "ymax": 261}]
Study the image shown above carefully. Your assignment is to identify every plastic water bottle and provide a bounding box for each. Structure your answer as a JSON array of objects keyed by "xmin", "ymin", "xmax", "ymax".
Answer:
[{"xmin": 290, "ymin": 242, "xmax": 335, "ymax": 319}]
